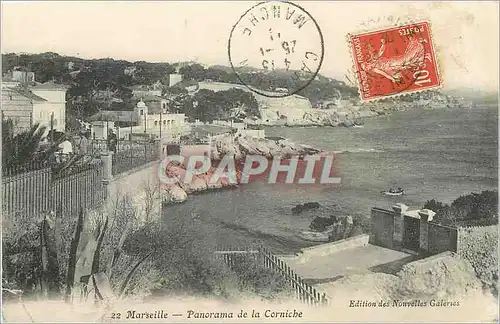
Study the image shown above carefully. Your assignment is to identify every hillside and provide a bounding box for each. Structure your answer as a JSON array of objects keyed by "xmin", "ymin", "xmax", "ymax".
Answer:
[
  {"xmin": 2, "ymin": 52, "xmax": 357, "ymax": 110},
  {"xmin": 2, "ymin": 52, "xmax": 471, "ymax": 128}
]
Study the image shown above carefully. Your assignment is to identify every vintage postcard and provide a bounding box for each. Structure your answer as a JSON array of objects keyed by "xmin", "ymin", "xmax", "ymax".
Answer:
[{"xmin": 1, "ymin": 1, "xmax": 498, "ymax": 323}]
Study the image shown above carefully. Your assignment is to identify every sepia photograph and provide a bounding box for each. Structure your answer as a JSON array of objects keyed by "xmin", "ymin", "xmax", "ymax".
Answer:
[{"xmin": 1, "ymin": 1, "xmax": 498, "ymax": 323}]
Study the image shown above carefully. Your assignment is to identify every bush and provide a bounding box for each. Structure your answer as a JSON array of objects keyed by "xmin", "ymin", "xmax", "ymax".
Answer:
[
  {"xmin": 422, "ymin": 190, "xmax": 498, "ymax": 226},
  {"xmin": 230, "ymin": 255, "xmax": 290, "ymax": 300},
  {"xmin": 423, "ymin": 191, "xmax": 499, "ymax": 295},
  {"xmin": 122, "ymin": 210, "xmax": 290, "ymax": 300}
]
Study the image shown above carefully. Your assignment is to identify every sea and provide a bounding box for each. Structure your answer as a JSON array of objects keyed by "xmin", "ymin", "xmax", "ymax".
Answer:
[{"xmin": 162, "ymin": 104, "xmax": 498, "ymax": 254}]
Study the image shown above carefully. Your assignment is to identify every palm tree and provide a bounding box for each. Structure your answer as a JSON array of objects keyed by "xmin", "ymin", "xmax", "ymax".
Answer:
[{"xmin": 2, "ymin": 120, "xmax": 81, "ymax": 175}]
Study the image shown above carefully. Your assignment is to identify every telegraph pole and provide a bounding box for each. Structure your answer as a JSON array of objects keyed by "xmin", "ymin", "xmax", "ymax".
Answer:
[
  {"xmin": 159, "ymin": 111, "xmax": 163, "ymax": 139},
  {"xmin": 130, "ymin": 113, "xmax": 133, "ymax": 141},
  {"xmin": 50, "ymin": 112, "xmax": 54, "ymax": 145}
]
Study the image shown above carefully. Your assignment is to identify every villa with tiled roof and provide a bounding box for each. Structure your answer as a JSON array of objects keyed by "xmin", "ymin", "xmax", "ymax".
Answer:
[{"xmin": 1, "ymin": 78, "xmax": 68, "ymax": 135}]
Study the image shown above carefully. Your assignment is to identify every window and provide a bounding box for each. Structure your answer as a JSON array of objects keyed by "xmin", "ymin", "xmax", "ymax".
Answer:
[
  {"xmin": 162, "ymin": 103, "xmax": 166, "ymax": 109},
  {"xmin": 140, "ymin": 110, "xmax": 143, "ymax": 116},
  {"xmin": 8, "ymin": 95, "xmax": 12, "ymax": 100},
  {"xmin": 154, "ymin": 121, "xmax": 158, "ymax": 126},
  {"xmin": 163, "ymin": 120, "xmax": 166, "ymax": 125}
]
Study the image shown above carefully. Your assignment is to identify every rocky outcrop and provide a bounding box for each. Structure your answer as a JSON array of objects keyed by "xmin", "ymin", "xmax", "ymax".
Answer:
[
  {"xmin": 211, "ymin": 133, "xmax": 320, "ymax": 160},
  {"xmin": 292, "ymin": 202, "xmax": 321, "ymax": 215},
  {"xmin": 307, "ymin": 215, "xmax": 354, "ymax": 242},
  {"xmin": 162, "ymin": 134, "xmax": 321, "ymax": 205},
  {"xmin": 249, "ymin": 92, "xmax": 466, "ymax": 127}
]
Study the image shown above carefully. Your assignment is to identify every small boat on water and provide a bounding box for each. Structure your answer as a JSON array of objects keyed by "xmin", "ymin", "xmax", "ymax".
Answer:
[
  {"xmin": 353, "ymin": 124, "xmax": 364, "ymax": 128},
  {"xmin": 381, "ymin": 188, "xmax": 406, "ymax": 196}
]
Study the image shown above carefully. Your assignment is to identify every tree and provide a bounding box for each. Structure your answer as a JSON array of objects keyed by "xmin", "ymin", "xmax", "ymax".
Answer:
[
  {"xmin": 422, "ymin": 191, "xmax": 498, "ymax": 226},
  {"xmin": 179, "ymin": 64, "xmax": 206, "ymax": 81},
  {"xmin": 2, "ymin": 121, "xmax": 61, "ymax": 169}
]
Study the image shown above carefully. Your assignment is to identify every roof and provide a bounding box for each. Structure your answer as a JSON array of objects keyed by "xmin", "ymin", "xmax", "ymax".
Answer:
[
  {"xmin": 31, "ymin": 81, "xmax": 69, "ymax": 91},
  {"xmin": 133, "ymin": 97, "xmax": 172, "ymax": 114},
  {"xmin": 4, "ymin": 88, "xmax": 47, "ymax": 102},
  {"xmin": 89, "ymin": 110, "xmax": 140, "ymax": 123}
]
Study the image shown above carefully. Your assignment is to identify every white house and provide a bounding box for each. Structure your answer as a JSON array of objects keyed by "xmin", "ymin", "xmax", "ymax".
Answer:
[
  {"xmin": 30, "ymin": 81, "xmax": 68, "ymax": 133},
  {"xmin": 168, "ymin": 73, "xmax": 183, "ymax": 87},
  {"xmin": 1, "ymin": 81, "xmax": 68, "ymax": 135},
  {"xmin": 128, "ymin": 100, "xmax": 189, "ymax": 140}
]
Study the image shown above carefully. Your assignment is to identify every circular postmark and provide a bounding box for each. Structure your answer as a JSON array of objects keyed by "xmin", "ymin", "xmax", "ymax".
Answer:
[{"xmin": 228, "ymin": 0, "xmax": 324, "ymax": 98}]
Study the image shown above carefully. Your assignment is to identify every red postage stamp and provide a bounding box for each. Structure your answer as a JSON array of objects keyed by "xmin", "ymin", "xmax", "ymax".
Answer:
[{"xmin": 348, "ymin": 21, "xmax": 441, "ymax": 101}]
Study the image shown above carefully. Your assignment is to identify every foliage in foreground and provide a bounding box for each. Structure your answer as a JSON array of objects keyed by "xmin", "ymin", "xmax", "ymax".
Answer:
[
  {"xmin": 423, "ymin": 190, "xmax": 499, "ymax": 296},
  {"xmin": 121, "ymin": 213, "xmax": 291, "ymax": 301},
  {"xmin": 422, "ymin": 190, "xmax": 498, "ymax": 227}
]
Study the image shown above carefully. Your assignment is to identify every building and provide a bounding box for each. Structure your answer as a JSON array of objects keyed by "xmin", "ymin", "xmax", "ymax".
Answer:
[
  {"xmin": 135, "ymin": 95, "xmax": 169, "ymax": 114},
  {"xmin": 1, "ymin": 80, "xmax": 21, "ymax": 89},
  {"xmin": 168, "ymin": 73, "xmax": 183, "ymax": 87},
  {"xmin": 89, "ymin": 111, "xmax": 140, "ymax": 140},
  {"xmin": 132, "ymin": 100, "xmax": 188, "ymax": 140},
  {"xmin": 2, "ymin": 70, "xmax": 36, "ymax": 89},
  {"xmin": 12, "ymin": 71, "xmax": 35, "ymax": 83},
  {"xmin": 1, "ymin": 88, "xmax": 45, "ymax": 133},
  {"xmin": 30, "ymin": 81, "xmax": 69, "ymax": 133},
  {"xmin": 1, "ymin": 81, "xmax": 68, "ymax": 135},
  {"xmin": 130, "ymin": 85, "xmax": 162, "ymax": 97},
  {"xmin": 89, "ymin": 100, "xmax": 189, "ymax": 141},
  {"xmin": 197, "ymin": 81, "xmax": 313, "ymax": 122}
]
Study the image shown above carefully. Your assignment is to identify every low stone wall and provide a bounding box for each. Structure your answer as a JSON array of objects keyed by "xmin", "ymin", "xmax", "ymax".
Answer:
[
  {"xmin": 292, "ymin": 234, "xmax": 370, "ymax": 263},
  {"xmin": 427, "ymin": 222, "xmax": 458, "ymax": 254},
  {"xmin": 237, "ymin": 129, "xmax": 265, "ymax": 138},
  {"xmin": 106, "ymin": 160, "xmax": 162, "ymax": 224}
]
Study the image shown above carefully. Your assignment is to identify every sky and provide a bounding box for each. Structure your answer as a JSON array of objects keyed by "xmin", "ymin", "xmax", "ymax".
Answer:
[{"xmin": 1, "ymin": 1, "xmax": 499, "ymax": 92}]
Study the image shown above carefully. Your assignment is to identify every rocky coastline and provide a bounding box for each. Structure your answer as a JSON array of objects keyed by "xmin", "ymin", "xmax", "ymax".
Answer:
[
  {"xmin": 162, "ymin": 134, "xmax": 321, "ymax": 204},
  {"xmin": 248, "ymin": 93, "xmax": 468, "ymax": 127}
]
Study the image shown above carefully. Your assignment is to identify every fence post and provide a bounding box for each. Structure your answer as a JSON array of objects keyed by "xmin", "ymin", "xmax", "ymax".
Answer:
[
  {"xmin": 321, "ymin": 293, "xmax": 327, "ymax": 306},
  {"xmin": 100, "ymin": 152, "xmax": 113, "ymax": 199},
  {"xmin": 100, "ymin": 152, "xmax": 113, "ymax": 181}
]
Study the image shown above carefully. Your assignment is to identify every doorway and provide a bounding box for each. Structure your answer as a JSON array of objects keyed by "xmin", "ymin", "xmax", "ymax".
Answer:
[{"xmin": 403, "ymin": 216, "xmax": 420, "ymax": 252}]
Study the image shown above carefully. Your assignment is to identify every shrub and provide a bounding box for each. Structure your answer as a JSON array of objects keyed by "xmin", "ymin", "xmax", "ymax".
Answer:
[
  {"xmin": 122, "ymin": 209, "xmax": 293, "ymax": 300},
  {"xmin": 423, "ymin": 190, "xmax": 498, "ymax": 226}
]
